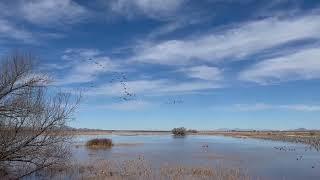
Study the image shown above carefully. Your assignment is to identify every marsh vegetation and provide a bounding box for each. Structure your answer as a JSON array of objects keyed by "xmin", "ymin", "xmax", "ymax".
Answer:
[
  {"xmin": 202, "ymin": 131, "xmax": 320, "ymax": 151},
  {"xmin": 86, "ymin": 138, "xmax": 113, "ymax": 149},
  {"xmin": 34, "ymin": 159, "xmax": 251, "ymax": 180}
]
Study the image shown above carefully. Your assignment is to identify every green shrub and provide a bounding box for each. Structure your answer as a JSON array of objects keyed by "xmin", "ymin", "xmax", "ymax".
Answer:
[
  {"xmin": 86, "ymin": 138, "xmax": 113, "ymax": 149},
  {"xmin": 172, "ymin": 127, "xmax": 187, "ymax": 136}
]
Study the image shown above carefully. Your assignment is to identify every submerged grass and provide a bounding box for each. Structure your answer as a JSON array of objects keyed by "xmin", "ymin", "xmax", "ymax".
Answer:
[{"xmin": 86, "ymin": 138, "xmax": 113, "ymax": 149}]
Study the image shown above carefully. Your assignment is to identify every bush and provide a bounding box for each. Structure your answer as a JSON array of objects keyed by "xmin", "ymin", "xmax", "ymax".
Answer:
[
  {"xmin": 86, "ymin": 138, "xmax": 113, "ymax": 149},
  {"xmin": 172, "ymin": 127, "xmax": 187, "ymax": 136}
]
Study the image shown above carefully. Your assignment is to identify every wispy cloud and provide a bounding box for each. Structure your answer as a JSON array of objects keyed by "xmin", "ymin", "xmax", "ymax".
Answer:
[
  {"xmin": 218, "ymin": 103, "xmax": 320, "ymax": 112},
  {"xmin": 147, "ymin": 12, "xmax": 213, "ymax": 39},
  {"xmin": 239, "ymin": 47, "xmax": 320, "ymax": 84},
  {"xmin": 131, "ymin": 14, "xmax": 320, "ymax": 65},
  {"xmin": 88, "ymin": 79, "xmax": 221, "ymax": 97},
  {"xmin": 14, "ymin": 0, "xmax": 89, "ymax": 26},
  {"xmin": 179, "ymin": 65, "xmax": 222, "ymax": 81},
  {"xmin": 53, "ymin": 49, "xmax": 121, "ymax": 85},
  {"xmin": 0, "ymin": 19, "xmax": 35, "ymax": 43},
  {"xmin": 0, "ymin": 0, "xmax": 89, "ymax": 45},
  {"xmin": 62, "ymin": 48, "xmax": 102, "ymax": 61},
  {"xmin": 107, "ymin": 0, "xmax": 185, "ymax": 20}
]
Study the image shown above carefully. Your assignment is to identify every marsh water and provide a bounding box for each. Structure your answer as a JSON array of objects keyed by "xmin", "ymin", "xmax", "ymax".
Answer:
[{"xmin": 73, "ymin": 135, "xmax": 320, "ymax": 180}]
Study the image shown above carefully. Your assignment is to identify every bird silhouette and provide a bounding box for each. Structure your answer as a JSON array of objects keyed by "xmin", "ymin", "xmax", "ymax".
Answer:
[{"xmin": 165, "ymin": 98, "xmax": 184, "ymax": 105}]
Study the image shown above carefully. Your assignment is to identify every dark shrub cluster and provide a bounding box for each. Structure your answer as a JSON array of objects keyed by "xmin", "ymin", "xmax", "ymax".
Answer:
[
  {"xmin": 86, "ymin": 138, "xmax": 113, "ymax": 148},
  {"xmin": 172, "ymin": 127, "xmax": 187, "ymax": 136}
]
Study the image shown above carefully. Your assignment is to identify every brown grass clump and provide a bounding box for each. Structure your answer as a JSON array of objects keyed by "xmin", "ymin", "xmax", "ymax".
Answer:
[{"xmin": 86, "ymin": 138, "xmax": 113, "ymax": 149}]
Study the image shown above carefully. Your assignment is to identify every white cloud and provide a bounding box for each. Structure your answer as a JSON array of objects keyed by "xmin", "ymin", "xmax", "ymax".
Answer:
[
  {"xmin": 160, "ymin": 81, "xmax": 221, "ymax": 93},
  {"xmin": 88, "ymin": 79, "xmax": 221, "ymax": 96},
  {"xmin": 147, "ymin": 13, "xmax": 211, "ymax": 39},
  {"xmin": 62, "ymin": 48, "xmax": 102, "ymax": 61},
  {"xmin": 18, "ymin": 0, "xmax": 89, "ymax": 26},
  {"xmin": 132, "ymin": 14, "xmax": 320, "ymax": 65},
  {"xmin": 223, "ymin": 103, "xmax": 320, "ymax": 112},
  {"xmin": 53, "ymin": 49, "xmax": 121, "ymax": 85},
  {"xmin": 239, "ymin": 47, "xmax": 320, "ymax": 84},
  {"xmin": 179, "ymin": 65, "xmax": 222, "ymax": 80},
  {"xmin": 109, "ymin": 0, "xmax": 185, "ymax": 19},
  {"xmin": 0, "ymin": 0, "xmax": 88, "ymax": 27},
  {"xmin": 56, "ymin": 60, "xmax": 117, "ymax": 85},
  {"xmin": 0, "ymin": 19, "xmax": 65, "ymax": 44},
  {"xmin": 0, "ymin": 19, "xmax": 35, "ymax": 43}
]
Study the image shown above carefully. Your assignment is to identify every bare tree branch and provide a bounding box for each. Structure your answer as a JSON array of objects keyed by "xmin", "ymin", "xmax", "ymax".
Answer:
[{"xmin": 0, "ymin": 52, "xmax": 80, "ymax": 178}]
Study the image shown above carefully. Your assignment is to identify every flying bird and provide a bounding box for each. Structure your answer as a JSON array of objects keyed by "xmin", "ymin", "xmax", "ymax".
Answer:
[{"xmin": 165, "ymin": 98, "xmax": 184, "ymax": 105}]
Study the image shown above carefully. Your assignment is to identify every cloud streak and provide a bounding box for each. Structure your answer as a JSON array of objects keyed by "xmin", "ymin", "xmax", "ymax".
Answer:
[
  {"xmin": 16, "ymin": 0, "xmax": 89, "ymax": 26},
  {"xmin": 0, "ymin": 19, "xmax": 35, "ymax": 43},
  {"xmin": 179, "ymin": 65, "xmax": 222, "ymax": 81},
  {"xmin": 108, "ymin": 0, "xmax": 185, "ymax": 20},
  {"xmin": 132, "ymin": 14, "xmax": 320, "ymax": 65},
  {"xmin": 88, "ymin": 79, "xmax": 221, "ymax": 97},
  {"xmin": 239, "ymin": 47, "xmax": 320, "ymax": 84},
  {"xmin": 53, "ymin": 49, "xmax": 121, "ymax": 85}
]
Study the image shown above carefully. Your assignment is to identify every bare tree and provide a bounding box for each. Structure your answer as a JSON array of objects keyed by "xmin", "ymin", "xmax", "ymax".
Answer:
[{"xmin": 0, "ymin": 52, "xmax": 80, "ymax": 178}]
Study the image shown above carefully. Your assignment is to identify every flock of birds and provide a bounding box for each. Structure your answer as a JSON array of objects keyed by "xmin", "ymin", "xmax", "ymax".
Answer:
[
  {"xmin": 273, "ymin": 146, "xmax": 296, "ymax": 152},
  {"xmin": 273, "ymin": 145, "xmax": 318, "ymax": 169},
  {"xmin": 200, "ymin": 144, "xmax": 209, "ymax": 153},
  {"xmin": 164, "ymin": 99, "xmax": 184, "ymax": 105},
  {"xmin": 83, "ymin": 58, "xmax": 184, "ymax": 104}
]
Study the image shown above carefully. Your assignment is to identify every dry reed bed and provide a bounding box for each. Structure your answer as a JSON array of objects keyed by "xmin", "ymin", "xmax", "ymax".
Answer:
[
  {"xmin": 86, "ymin": 138, "xmax": 113, "ymax": 149},
  {"xmin": 37, "ymin": 159, "xmax": 252, "ymax": 180},
  {"xmin": 250, "ymin": 134, "xmax": 320, "ymax": 151},
  {"xmin": 203, "ymin": 131, "xmax": 320, "ymax": 151}
]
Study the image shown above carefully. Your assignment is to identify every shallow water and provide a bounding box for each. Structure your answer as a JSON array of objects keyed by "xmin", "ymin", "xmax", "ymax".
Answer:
[{"xmin": 73, "ymin": 135, "xmax": 320, "ymax": 180}]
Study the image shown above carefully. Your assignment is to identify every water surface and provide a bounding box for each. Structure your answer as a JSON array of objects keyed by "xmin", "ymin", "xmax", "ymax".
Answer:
[{"xmin": 73, "ymin": 135, "xmax": 320, "ymax": 180}]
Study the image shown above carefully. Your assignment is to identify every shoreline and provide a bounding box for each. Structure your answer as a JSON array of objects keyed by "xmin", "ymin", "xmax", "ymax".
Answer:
[{"xmin": 71, "ymin": 130, "xmax": 320, "ymax": 150}]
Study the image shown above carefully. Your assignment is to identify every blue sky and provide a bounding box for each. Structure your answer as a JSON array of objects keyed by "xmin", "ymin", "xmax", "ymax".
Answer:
[{"xmin": 1, "ymin": 0, "xmax": 320, "ymax": 130}]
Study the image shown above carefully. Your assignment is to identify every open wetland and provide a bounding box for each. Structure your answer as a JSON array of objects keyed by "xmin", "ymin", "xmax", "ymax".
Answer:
[{"xmin": 29, "ymin": 134, "xmax": 320, "ymax": 180}]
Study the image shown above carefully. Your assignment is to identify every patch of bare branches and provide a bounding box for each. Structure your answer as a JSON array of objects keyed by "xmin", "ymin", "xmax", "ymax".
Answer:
[{"xmin": 0, "ymin": 52, "xmax": 80, "ymax": 178}]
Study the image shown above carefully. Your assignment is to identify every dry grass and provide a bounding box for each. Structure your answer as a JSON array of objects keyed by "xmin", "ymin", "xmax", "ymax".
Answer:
[
  {"xmin": 36, "ymin": 159, "xmax": 253, "ymax": 180},
  {"xmin": 86, "ymin": 138, "xmax": 113, "ymax": 149}
]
